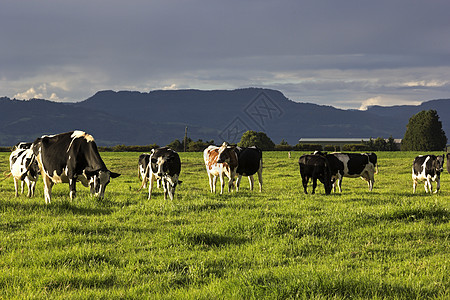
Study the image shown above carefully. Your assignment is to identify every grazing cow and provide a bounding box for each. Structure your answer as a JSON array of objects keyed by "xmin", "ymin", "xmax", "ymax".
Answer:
[
  {"xmin": 9, "ymin": 142, "xmax": 39, "ymax": 197},
  {"xmin": 298, "ymin": 154, "xmax": 332, "ymax": 195},
  {"xmin": 367, "ymin": 152, "xmax": 379, "ymax": 174},
  {"xmin": 314, "ymin": 151, "xmax": 376, "ymax": 192},
  {"xmin": 412, "ymin": 155, "xmax": 444, "ymax": 193},
  {"xmin": 141, "ymin": 147, "xmax": 181, "ymax": 200},
  {"xmin": 138, "ymin": 153, "xmax": 151, "ymax": 188},
  {"xmin": 234, "ymin": 146, "xmax": 263, "ymax": 192},
  {"xmin": 447, "ymin": 153, "xmax": 450, "ymax": 173},
  {"xmin": 31, "ymin": 131, "xmax": 120, "ymax": 203},
  {"xmin": 203, "ymin": 142, "xmax": 238, "ymax": 194}
]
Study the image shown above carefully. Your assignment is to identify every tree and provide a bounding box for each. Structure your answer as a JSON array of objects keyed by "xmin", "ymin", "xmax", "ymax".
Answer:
[
  {"xmin": 238, "ymin": 130, "xmax": 275, "ymax": 150},
  {"xmin": 402, "ymin": 110, "xmax": 447, "ymax": 151}
]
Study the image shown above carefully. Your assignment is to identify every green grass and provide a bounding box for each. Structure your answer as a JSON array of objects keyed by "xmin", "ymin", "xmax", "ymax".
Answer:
[{"xmin": 0, "ymin": 151, "xmax": 448, "ymax": 299}]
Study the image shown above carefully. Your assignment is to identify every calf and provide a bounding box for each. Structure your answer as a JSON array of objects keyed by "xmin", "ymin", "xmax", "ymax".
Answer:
[
  {"xmin": 203, "ymin": 142, "xmax": 238, "ymax": 194},
  {"xmin": 234, "ymin": 146, "xmax": 263, "ymax": 192},
  {"xmin": 298, "ymin": 154, "xmax": 332, "ymax": 195},
  {"xmin": 141, "ymin": 147, "xmax": 181, "ymax": 200},
  {"xmin": 9, "ymin": 142, "xmax": 39, "ymax": 197},
  {"xmin": 412, "ymin": 155, "xmax": 444, "ymax": 193},
  {"xmin": 31, "ymin": 131, "xmax": 120, "ymax": 203},
  {"xmin": 314, "ymin": 151, "xmax": 375, "ymax": 192}
]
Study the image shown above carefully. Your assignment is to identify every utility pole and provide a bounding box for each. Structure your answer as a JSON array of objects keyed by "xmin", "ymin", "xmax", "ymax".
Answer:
[{"xmin": 184, "ymin": 126, "xmax": 188, "ymax": 152}]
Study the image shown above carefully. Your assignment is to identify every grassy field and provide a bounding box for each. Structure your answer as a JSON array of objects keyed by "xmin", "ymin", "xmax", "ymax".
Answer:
[{"xmin": 0, "ymin": 151, "xmax": 448, "ymax": 299}]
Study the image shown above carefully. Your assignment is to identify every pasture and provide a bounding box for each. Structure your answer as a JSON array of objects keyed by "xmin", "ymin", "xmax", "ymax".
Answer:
[{"xmin": 0, "ymin": 151, "xmax": 448, "ymax": 299}]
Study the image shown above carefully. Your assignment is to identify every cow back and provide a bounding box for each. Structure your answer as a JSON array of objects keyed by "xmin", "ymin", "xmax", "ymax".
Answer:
[{"xmin": 235, "ymin": 147, "xmax": 262, "ymax": 176}]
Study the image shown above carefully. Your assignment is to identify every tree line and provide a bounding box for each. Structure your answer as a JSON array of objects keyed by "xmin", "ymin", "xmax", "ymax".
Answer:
[{"xmin": 1, "ymin": 110, "xmax": 447, "ymax": 152}]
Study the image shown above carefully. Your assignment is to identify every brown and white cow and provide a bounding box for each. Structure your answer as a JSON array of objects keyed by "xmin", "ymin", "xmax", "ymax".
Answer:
[{"xmin": 203, "ymin": 142, "xmax": 238, "ymax": 194}]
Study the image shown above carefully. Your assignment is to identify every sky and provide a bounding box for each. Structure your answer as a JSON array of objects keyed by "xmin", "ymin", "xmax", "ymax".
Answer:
[{"xmin": 1, "ymin": 0, "xmax": 450, "ymax": 110}]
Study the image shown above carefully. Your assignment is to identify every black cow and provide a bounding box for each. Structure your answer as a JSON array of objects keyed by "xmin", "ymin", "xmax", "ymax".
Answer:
[
  {"xmin": 31, "ymin": 131, "xmax": 120, "ymax": 203},
  {"xmin": 314, "ymin": 151, "xmax": 375, "ymax": 192},
  {"xmin": 412, "ymin": 154, "xmax": 444, "ymax": 193},
  {"xmin": 234, "ymin": 146, "xmax": 263, "ymax": 192},
  {"xmin": 141, "ymin": 147, "xmax": 181, "ymax": 200},
  {"xmin": 298, "ymin": 154, "xmax": 332, "ymax": 195}
]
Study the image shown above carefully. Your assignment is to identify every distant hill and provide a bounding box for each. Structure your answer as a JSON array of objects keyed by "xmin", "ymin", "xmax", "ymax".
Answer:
[{"xmin": 0, "ymin": 88, "xmax": 449, "ymax": 146}]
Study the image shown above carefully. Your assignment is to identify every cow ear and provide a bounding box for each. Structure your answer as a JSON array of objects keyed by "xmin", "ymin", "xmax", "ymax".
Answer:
[{"xmin": 109, "ymin": 171, "xmax": 121, "ymax": 178}]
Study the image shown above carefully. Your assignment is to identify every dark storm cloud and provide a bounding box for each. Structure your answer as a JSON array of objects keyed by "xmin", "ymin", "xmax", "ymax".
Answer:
[{"xmin": 1, "ymin": 0, "xmax": 450, "ymax": 108}]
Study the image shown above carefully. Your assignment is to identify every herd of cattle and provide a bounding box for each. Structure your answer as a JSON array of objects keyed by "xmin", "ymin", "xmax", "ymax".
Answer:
[{"xmin": 5, "ymin": 130, "xmax": 450, "ymax": 203}]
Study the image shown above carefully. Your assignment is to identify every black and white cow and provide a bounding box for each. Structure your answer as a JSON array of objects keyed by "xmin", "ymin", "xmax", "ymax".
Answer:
[
  {"xmin": 314, "ymin": 151, "xmax": 376, "ymax": 192},
  {"xmin": 31, "ymin": 131, "xmax": 120, "ymax": 203},
  {"xmin": 138, "ymin": 153, "xmax": 151, "ymax": 188},
  {"xmin": 298, "ymin": 154, "xmax": 332, "ymax": 195},
  {"xmin": 412, "ymin": 154, "xmax": 444, "ymax": 193},
  {"xmin": 367, "ymin": 152, "xmax": 378, "ymax": 174},
  {"xmin": 141, "ymin": 147, "xmax": 181, "ymax": 200},
  {"xmin": 9, "ymin": 142, "xmax": 39, "ymax": 197},
  {"xmin": 234, "ymin": 146, "xmax": 263, "ymax": 192}
]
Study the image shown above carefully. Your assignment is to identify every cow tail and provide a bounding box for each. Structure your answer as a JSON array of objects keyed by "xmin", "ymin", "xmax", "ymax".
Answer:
[
  {"xmin": 19, "ymin": 154, "xmax": 36, "ymax": 181},
  {"xmin": 138, "ymin": 164, "xmax": 150, "ymax": 192},
  {"xmin": 1, "ymin": 172, "xmax": 12, "ymax": 181}
]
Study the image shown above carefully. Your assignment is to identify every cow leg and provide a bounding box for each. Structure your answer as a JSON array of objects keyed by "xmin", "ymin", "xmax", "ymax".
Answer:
[
  {"xmin": 337, "ymin": 176, "xmax": 343, "ymax": 193},
  {"xmin": 13, "ymin": 178, "xmax": 19, "ymax": 197},
  {"xmin": 248, "ymin": 175, "xmax": 254, "ymax": 191},
  {"xmin": 435, "ymin": 178, "xmax": 440, "ymax": 193},
  {"xmin": 301, "ymin": 176, "xmax": 309, "ymax": 194},
  {"xmin": 311, "ymin": 177, "xmax": 317, "ymax": 194},
  {"xmin": 30, "ymin": 180, "xmax": 36, "ymax": 197},
  {"xmin": 219, "ymin": 173, "xmax": 225, "ymax": 194},
  {"xmin": 236, "ymin": 175, "xmax": 242, "ymax": 192},
  {"xmin": 413, "ymin": 179, "xmax": 418, "ymax": 193},
  {"xmin": 42, "ymin": 175, "xmax": 53, "ymax": 204},
  {"xmin": 163, "ymin": 178, "xmax": 168, "ymax": 200},
  {"xmin": 69, "ymin": 178, "xmax": 77, "ymax": 200},
  {"xmin": 20, "ymin": 180, "xmax": 25, "ymax": 195},
  {"xmin": 25, "ymin": 178, "xmax": 31, "ymax": 197},
  {"xmin": 148, "ymin": 175, "xmax": 155, "ymax": 200},
  {"xmin": 257, "ymin": 167, "xmax": 263, "ymax": 192},
  {"xmin": 424, "ymin": 178, "xmax": 431, "ymax": 193}
]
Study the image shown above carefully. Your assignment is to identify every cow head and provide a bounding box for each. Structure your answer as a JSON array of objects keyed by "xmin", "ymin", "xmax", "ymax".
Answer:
[
  {"xmin": 217, "ymin": 142, "xmax": 237, "ymax": 165},
  {"xmin": 86, "ymin": 169, "xmax": 120, "ymax": 199},
  {"xmin": 435, "ymin": 155, "xmax": 445, "ymax": 174},
  {"xmin": 150, "ymin": 148, "xmax": 182, "ymax": 200}
]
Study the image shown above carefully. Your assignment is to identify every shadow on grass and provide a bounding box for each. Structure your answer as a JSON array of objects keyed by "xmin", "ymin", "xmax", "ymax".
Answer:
[
  {"xmin": 0, "ymin": 199, "xmax": 113, "ymax": 216},
  {"xmin": 379, "ymin": 206, "xmax": 449, "ymax": 224},
  {"xmin": 181, "ymin": 232, "xmax": 249, "ymax": 248}
]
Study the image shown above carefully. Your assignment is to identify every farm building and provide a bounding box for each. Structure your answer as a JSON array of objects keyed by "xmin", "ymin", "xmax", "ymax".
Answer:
[{"xmin": 298, "ymin": 138, "xmax": 402, "ymax": 151}]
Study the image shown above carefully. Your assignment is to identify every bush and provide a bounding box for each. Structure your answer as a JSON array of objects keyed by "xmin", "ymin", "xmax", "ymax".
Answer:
[
  {"xmin": 342, "ymin": 144, "xmax": 370, "ymax": 151},
  {"xmin": 294, "ymin": 144, "xmax": 323, "ymax": 151}
]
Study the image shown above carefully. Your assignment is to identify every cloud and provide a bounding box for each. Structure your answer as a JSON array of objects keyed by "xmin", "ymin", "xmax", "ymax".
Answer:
[{"xmin": 14, "ymin": 88, "xmax": 43, "ymax": 100}]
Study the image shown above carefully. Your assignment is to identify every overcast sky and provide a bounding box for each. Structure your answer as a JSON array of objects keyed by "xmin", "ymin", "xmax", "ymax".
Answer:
[{"xmin": 1, "ymin": 0, "xmax": 449, "ymax": 109}]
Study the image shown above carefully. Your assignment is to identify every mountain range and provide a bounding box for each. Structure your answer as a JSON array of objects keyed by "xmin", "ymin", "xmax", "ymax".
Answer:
[{"xmin": 0, "ymin": 88, "xmax": 449, "ymax": 146}]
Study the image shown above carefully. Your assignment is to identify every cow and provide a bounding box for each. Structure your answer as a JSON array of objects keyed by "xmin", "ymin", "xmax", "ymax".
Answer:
[
  {"xmin": 367, "ymin": 152, "xmax": 379, "ymax": 174},
  {"xmin": 138, "ymin": 153, "xmax": 150, "ymax": 188},
  {"xmin": 412, "ymin": 154, "xmax": 444, "ymax": 193},
  {"xmin": 140, "ymin": 147, "xmax": 181, "ymax": 200},
  {"xmin": 314, "ymin": 151, "xmax": 376, "ymax": 192},
  {"xmin": 9, "ymin": 142, "xmax": 39, "ymax": 197},
  {"xmin": 234, "ymin": 146, "xmax": 263, "ymax": 192},
  {"xmin": 31, "ymin": 131, "xmax": 120, "ymax": 203},
  {"xmin": 299, "ymin": 154, "xmax": 332, "ymax": 195},
  {"xmin": 203, "ymin": 142, "xmax": 238, "ymax": 194}
]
